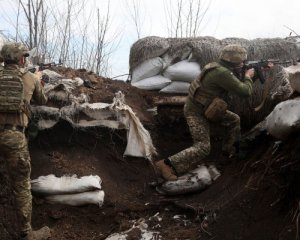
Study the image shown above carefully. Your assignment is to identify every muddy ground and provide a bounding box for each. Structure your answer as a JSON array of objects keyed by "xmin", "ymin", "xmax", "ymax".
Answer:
[{"xmin": 1, "ymin": 67, "xmax": 300, "ymax": 240}]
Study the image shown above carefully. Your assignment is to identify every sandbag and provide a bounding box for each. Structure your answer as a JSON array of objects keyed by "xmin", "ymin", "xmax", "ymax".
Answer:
[
  {"xmin": 31, "ymin": 174, "xmax": 102, "ymax": 196},
  {"xmin": 265, "ymin": 98, "xmax": 300, "ymax": 139},
  {"xmin": 131, "ymin": 57, "xmax": 166, "ymax": 83},
  {"xmin": 132, "ymin": 75, "xmax": 171, "ymax": 90},
  {"xmin": 160, "ymin": 81, "xmax": 190, "ymax": 94},
  {"xmin": 163, "ymin": 60, "xmax": 201, "ymax": 82},
  {"xmin": 283, "ymin": 63, "xmax": 300, "ymax": 93},
  {"xmin": 45, "ymin": 190, "xmax": 105, "ymax": 207},
  {"xmin": 156, "ymin": 165, "xmax": 212, "ymax": 195}
]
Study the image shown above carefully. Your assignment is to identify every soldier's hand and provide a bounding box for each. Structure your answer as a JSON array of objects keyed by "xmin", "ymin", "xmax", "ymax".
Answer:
[{"xmin": 245, "ymin": 68, "xmax": 255, "ymax": 79}]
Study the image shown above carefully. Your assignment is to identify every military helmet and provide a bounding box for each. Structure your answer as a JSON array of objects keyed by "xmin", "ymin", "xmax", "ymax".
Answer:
[
  {"xmin": 219, "ymin": 44, "xmax": 247, "ymax": 63},
  {"xmin": 0, "ymin": 42, "xmax": 29, "ymax": 62}
]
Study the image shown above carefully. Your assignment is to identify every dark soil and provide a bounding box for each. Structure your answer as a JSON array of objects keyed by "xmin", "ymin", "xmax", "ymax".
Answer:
[{"xmin": 0, "ymin": 67, "xmax": 299, "ymax": 240}]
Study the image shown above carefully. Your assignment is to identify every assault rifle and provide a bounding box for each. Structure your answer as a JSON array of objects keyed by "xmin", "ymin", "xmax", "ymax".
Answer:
[
  {"xmin": 243, "ymin": 58, "xmax": 299, "ymax": 84},
  {"xmin": 28, "ymin": 62, "xmax": 63, "ymax": 73}
]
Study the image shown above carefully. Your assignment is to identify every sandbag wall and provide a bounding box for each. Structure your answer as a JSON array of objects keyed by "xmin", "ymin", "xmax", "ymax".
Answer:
[{"xmin": 129, "ymin": 36, "xmax": 300, "ymax": 128}]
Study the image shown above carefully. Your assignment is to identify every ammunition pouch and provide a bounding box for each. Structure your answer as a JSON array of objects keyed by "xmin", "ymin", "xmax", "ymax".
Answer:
[{"xmin": 204, "ymin": 98, "xmax": 227, "ymax": 122}]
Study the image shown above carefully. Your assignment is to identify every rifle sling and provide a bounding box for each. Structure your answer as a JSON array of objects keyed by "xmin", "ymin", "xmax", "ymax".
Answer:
[{"xmin": 254, "ymin": 70, "xmax": 274, "ymax": 112}]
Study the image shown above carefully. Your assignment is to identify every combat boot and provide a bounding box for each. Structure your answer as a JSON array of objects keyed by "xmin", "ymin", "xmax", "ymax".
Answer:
[
  {"xmin": 155, "ymin": 160, "xmax": 178, "ymax": 181},
  {"xmin": 24, "ymin": 226, "xmax": 51, "ymax": 240}
]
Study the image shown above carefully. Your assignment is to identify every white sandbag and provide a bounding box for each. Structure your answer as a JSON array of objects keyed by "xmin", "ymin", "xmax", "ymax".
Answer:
[
  {"xmin": 45, "ymin": 190, "xmax": 104, "ymax": 207},
  {"xmin": 131, "ymin": 57, "xmax": 166, "ymax": 83},
  {"xmin": 31, "ymin": 174, "xmax": 102, "ymax": 195},
  {"xmin": 284, "ymin": 63, "xmax": 300, "ymax": 93},
  {"xmin": 265, "ymin": 98, "xmax": 300, "ymax": 139},
  {"xmin": 156, "ymin": 165, "xmax": 212, "ymax": 195},
  {"xmin": 163, "ymin": 60, "xmax": 201, "ymax": 82},
  {"xmin": 132, "ymin": 75, "xmax": 171, "ymax": 90},
  {"xmin": 160, "ymin": 81, "xmax": 190, "ymax": 94}
]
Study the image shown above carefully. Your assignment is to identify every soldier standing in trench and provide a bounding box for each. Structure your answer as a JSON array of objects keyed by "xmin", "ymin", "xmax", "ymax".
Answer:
[
  {"xmin": 0, "ymin": 42, "xmax": 50, "ymax": 240},
  {"xmin": 155, "ymin": 44, "xmax": 256, "ymax": 182}
]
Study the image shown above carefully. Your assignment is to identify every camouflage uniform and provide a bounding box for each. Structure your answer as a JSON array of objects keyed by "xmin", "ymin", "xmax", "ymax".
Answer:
[
  {"xmin": 0, "ymin": 62, "xmax": 47, "ymax": 235},
  {"xmin": 169, "ymin": 54, "xmax": 253, "ymax": 175}
]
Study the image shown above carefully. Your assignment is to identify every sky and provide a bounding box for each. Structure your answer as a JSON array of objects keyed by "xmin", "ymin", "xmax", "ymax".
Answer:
[
  {"xmin": 108, "ymin": 0, "xmax": 300, "ymax": 79},
  {"xmin": 0, "ymin": 0, "xmax": 299, "ymax": 79}
]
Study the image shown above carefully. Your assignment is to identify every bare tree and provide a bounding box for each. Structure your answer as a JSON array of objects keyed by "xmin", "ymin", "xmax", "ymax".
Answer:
[
  {"xmin": 125, "ymin": 0, "xmax": 144, "ymax": 39},
  {"xmin": 19, "ymin": 0, "xmax": 43, "ymax": 48},
  {"xmin": 1, "ymin": 0, "xmax": 121, "ymax": 77},
  {"xmin": 163, "ymin": 0, "xmax": 211, "ymax": 38}
]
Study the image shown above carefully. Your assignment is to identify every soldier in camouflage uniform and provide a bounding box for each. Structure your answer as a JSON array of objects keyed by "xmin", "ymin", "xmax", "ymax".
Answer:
[
  {"xmin": 155, "ymin": 44, "xmax": 255, "ymax": 181},
  {"xmin": 0, "ymin": 43, "xmax": 50, "ymax": 239}
]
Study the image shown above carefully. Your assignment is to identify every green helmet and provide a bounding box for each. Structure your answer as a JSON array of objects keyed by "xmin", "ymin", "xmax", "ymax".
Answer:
[
  {"xmin": 0, "ymin": 42, "xmax": 29, "ymax": 63},
  {"xmin": 219, "ymin": 44, "xmax": 247, "ymax": 64}
]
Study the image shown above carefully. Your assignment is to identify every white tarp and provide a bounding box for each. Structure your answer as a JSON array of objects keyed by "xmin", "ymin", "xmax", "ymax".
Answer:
[
  {"xmin": 112, "ymin": 92, "xmax": 157, "ymax": 160},
  {"xmin": 265, "ymin": 98, "xmax": 300, "ymax": 139}
]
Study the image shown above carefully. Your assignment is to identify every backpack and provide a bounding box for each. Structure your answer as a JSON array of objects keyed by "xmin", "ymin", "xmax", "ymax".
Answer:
[{"xmin": 0, "ymin": 69, "xmax": 25, "ymax": 114}]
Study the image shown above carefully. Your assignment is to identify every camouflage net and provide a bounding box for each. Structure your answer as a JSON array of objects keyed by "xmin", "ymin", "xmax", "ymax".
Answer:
[{"xmin": 129, "ymin": 36, "xmax": 169, "ymax": 72}]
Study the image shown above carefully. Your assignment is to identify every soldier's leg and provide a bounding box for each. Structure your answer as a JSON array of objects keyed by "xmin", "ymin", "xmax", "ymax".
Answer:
[
  {"xmin": 0, "ymin": 131, "xmax": 32, "ymax": 236},
  {"xmin": 169, "ymin": 106, "xmax": 210, "ymax": 175},
  {"xmin": 220, "ymin": 110, "xmax": 240, "ymax": 156}
]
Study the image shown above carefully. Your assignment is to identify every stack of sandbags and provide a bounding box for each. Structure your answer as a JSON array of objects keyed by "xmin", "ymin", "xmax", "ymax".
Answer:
[
  {"xmin": 130, "ymin": 36, "xmax": 202, "ymax": 93},
  {"xmin": 129, "ymin": 36, "xmax": 170, "ymax": 91},
  {"xmin": 131, "ymin": 57, "xmax": 171, "ymax": 90},
  {"xmin": 31, "ymin": 174, "xmax": 105, "ymax": 207}
]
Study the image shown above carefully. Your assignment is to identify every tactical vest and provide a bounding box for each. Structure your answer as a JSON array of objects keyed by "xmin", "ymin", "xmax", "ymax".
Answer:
[
  {"xmin": 0, "ymin": 69, "xmax": 25, "ymax": 114},
  {"xmin": 188, "ymin": 62, "xmax": 221, "ymax": 100}
]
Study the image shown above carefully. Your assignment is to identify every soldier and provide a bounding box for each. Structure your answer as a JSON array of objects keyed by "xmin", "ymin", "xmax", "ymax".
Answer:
[
  {"xmin": 0, "ymin": 42, "xmax": 50, "ymax": 239},
  {"xmin": 155, "ymin": 44, "xmax": 256, "ymax": 182}
]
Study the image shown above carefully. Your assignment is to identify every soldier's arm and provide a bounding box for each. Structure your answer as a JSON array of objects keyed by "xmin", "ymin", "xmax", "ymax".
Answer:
[{"xmin": 218, "ymin": 69, "xmax": 253, "ymax": 98}]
